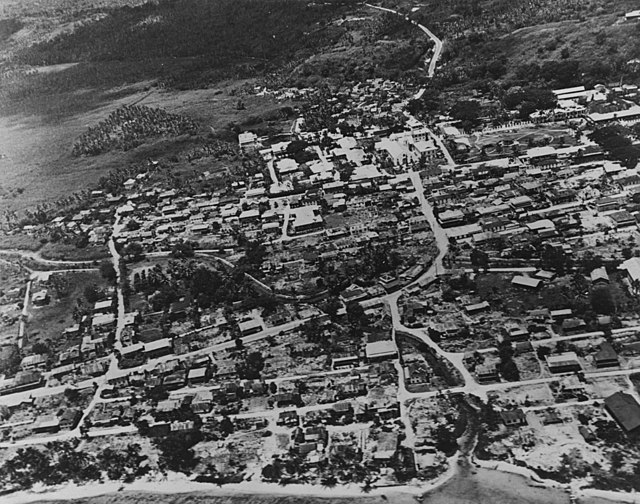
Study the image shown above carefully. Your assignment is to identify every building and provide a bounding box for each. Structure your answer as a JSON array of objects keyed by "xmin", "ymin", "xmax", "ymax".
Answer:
[
  {"xmin": 620, "ymin": 257, "xmax": 640, "ymax": 294},
  {"xmin": 277, "ymin": 410, "xmax": 299, "ymax": 426},
  {"xmin": 163, "ymin": 370, "xmax": 187, "ymax": 390},
  {"xmin": 332, "ymin": 355, "xmax": 359, "ymax": 369},
  {"xmin": 500, "ymin": 409, "xmax": 527, "ymax": 427},
  {"xmin": 609, "ymin": 210, "xmax": 637, "ymax": 228},
  {"xmin": 93, "ymin": 299, "xmax": 113, "ymax": 314},
  {"xmin": 191, "ymin": 390, "xmax": 214, "ymax": 414},
  {"xmin": 274, "ymin": 392, "xmax": 301, "ymax": 407},
  {"xmin": 32, "ymin": 414, "xmax": 60, "ymax": 433},
  {"xmin": 32, "ymin": 289, "xmax": 50, "ymax": 306},
  {"xmin": 595, "ymin": 197, "xmax": 621, "ymax": 213},
  {"xmin": 0, "ymin": 370, "xmax": 44, "ymax": 395},
  {"xmin": 438, "ymin": 209, "xmax": 465, "ymax": 227},
  {"xmin": 605, "ymin": 392, "xmax": 640, "ymax": 434},
  {"xmin": 511, "ymin": 275, "xmax": 542, "ymax": 289},
  {"xmin": 187, "ymin": 367, "xmax": 209, "ymax": 384},
  {"xmin": 590, "ymin": 267, "xmax": 609, "ymax": 285},
  {"xmin": 365, "ymin": 340, "xmax": 398, "ymax": 362},
  {"xmin": 92, "ymin": 313, "xmax": 116, "ymax": 331},
  {"xmin": 239, "ymin": 132, "xmax": 259, "ymax": 151},
  {"xmin": 594, "ymin": 342, "xmax": 619, "ymax": 368},
  {"xmin": 238, "ymin": 319, "xmax": 263, "ymax": 336},
  {"xmin": 59, "ymin": 408, "xmax": 82, "ymax": 430},
  {"xmin": 464, "ymin": 301, "xmax": 490, "ymax": 315},
  {"xmin": 289, "ymin": 205, "xmax": 323, "ymax": 235},
  {"xmin": 587, "ymin": 105, "xmax": 640, "ymax": 126},
  {"xmin": 562, "ymin": 318, "xmax": 586, "ymax": 333},
  {"xmin": 20, "ymin": 354, "xmax": 48, "ymax": 371},
  {"xmin": 476, "ymin": 364, "xmax": 499, "ymax": 383},
  {"xmin": 546, "ymin": 352, "xmax": 581, "ymax": 373},
  {"xmin": 143, "ymin": 338, "xmax": 173, "ymax": 359}
]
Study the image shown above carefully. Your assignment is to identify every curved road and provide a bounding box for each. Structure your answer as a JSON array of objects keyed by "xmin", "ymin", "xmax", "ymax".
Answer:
[{"xmin": 365, "ymin": 3, "xmax": 443, "ymax": 78}]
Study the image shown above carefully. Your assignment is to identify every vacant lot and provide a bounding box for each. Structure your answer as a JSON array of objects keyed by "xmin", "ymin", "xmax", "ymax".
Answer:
[{"xmin": 26, "ymin": 269, "xmax": 108, "ymax": 353}]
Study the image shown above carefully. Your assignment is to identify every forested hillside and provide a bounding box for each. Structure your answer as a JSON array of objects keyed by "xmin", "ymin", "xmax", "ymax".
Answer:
[
  {"xmin": 396, "ymin": 0, "xmax": 640, "ymax": 91},
  {"xmin": 14, "ymin": 0, "xmax": 357, "ymax": 89}
]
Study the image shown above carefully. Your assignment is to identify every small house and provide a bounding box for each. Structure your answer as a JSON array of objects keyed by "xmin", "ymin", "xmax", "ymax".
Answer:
[{"xmin": 500, "ymin": 409, "xmax": 527, "ymax": 427}]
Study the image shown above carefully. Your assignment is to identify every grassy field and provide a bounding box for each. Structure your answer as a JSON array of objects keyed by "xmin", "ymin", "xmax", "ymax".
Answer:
[
  {"xmin": 0, "ymin": 80, "xmax": 299, "ymax": 217},
  {"xmin": 26, "ymin": 269, "xmax": 108, "ymax": 354},
  {"xmin": 39, "ymin": 242, "xmax": 110, "ymax": 261},
  {"xmin": 0, "ymin": 232, "xmax": 42, "ymax": 251}
]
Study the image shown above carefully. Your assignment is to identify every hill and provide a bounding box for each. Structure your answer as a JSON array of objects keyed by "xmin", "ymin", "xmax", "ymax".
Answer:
[
  {"xmin": 0, "ymin": 0, "xmax": 433, "ymax": 219},
  {"xmin": 398, "ymin": 0, "xmax": 640, "ymax": 90}
]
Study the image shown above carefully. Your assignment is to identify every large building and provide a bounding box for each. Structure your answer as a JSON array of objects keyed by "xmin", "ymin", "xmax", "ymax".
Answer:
[
  {"xmin": 546, "ymin": 352, "xmax": 582, "ymax": 373},
  {"xmin": 605, "ymin": 392, "xmax": 640, "ymax": 434},
  {"xmin": 365, "ymin": 340, "xmax": 398, "ymax": 362},
  {"xmin": 587, "ymin": 105, "xmax": 640, "ymax": 126},
  {"xmin": 289, "ymin": 205, "xmax": 324, "ymax": 235}
]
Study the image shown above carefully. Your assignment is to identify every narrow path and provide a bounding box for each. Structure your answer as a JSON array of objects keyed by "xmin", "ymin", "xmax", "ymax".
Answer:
[
  {"xmin": 0, "ymin": 248, "xmax": 99, "ymax": 267},
  {"xmin": 17, "ymin": 278, "xmax": 32, "ymax": 350}
]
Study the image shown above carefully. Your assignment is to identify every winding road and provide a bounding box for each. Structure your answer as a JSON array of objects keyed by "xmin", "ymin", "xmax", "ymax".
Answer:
[{"xmin": 365, "ymin": 3, "xmax": 443, "ymax": 78}]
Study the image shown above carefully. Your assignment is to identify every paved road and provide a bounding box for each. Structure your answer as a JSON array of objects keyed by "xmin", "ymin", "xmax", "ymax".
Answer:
[{"xmin": 365, "ymin": 4, "xmax": 443, "ymax": 78}]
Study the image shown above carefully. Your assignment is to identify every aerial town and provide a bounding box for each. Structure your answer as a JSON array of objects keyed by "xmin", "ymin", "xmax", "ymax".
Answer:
[{"xmin": 4, "ymin": 1, "xmax": 640, "ymax": 503}]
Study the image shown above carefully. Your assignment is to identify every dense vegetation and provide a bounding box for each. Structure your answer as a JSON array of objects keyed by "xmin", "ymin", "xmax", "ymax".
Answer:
[
  {"xmin": 72, "ymin": 105, "xmax": 198, "ymax": 156},
  {"xmin": 14, "ymin": 0, "xmax": 357, "ymax": 89},
  {"xmin": 403, "ymin": 0, "xmax": 640, "ymax": 91},
  {"xmin": 0, "ymin": 440, "xmax": 149, "ymax": 490},
  {"xmin": 0, "ymin": 18, "xmax": 22, "ymax": 42}
]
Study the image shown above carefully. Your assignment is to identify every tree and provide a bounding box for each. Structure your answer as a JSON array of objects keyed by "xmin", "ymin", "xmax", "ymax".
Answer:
[
  {"xmin": 541, "ymin": 244, "xmax": 568, "ymax": 275},
  {"xmin": 32, "ymin": 341, "xmax": 49, "ymax": 355},
  {"xmin": 346, "ymin": 303, "xmax": 367, "ymax": 327},
  {"xmin": 64, "ymin": 387, "xmax": 81, "ymax": 404},
  {"xmin": 262, "ymin": 463, "xmax": 281, "ymax": 481},
  {"xmin": 591, "ymin": 285, "xmax": 615, "ymax": 315},
  {"xmin": 147, "ymin": 385, "xmax": 169, "ymax": 403},
  {"xmin": 155, "ymin": 432, "xmax": 202, "ymax": 474},
  {"xmin": 171, "ymin": 240, "xmax": 195, "ymax": 259},
  {"xmin": 450, "ymin": 100, "xmax": 481, "ymax": 131},
  {"xmin": 434, "ymin": 425, "xmax": 457, "ymax": 456},
  {"xmin": 536, "ymin": 345, "xmax": 551, "ymax": 360},
  {"xmin": 500, "ymin": 359, "xmax": 520, "ymax": 381},
  {"xmin": 610, "ymin": 451, "xmax": 624, "ymax": 473},
  {"xmin": 339, "ymin": 164, "xmax": 354, "ymax": 182},
  {"xmin": 324, "ymin": 296, "xmax": 341, "ymax": 320},
  {"xmin": 237, "ymin": 351, "xmax": 264, "ymax": 379},
  {"xmin": 99, "ymin": 260, "xmax": 117, "ymax": 283},
  {"xmin": 123, "ymin": 241, "xmax": 144, "ymax": 261},
  {"xmin": 125, "ymin": 219, "xmax": 141, "ymax": 231},
  {"xmin": 220, "ymin": 416, "xmax": 234, "ymax": 436},
  {"xmin": 470, "ymin": 248, "xmax": 489, "ymax": 271},
  {"xmin": 84, "ymin": 284, "xmax": 102, "ymax": 304}
]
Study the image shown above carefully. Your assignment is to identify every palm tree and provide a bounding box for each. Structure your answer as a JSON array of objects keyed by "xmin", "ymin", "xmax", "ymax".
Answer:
[{"xmin": 321, "ymin": 474, "xmax": 338, "ymax": 488}]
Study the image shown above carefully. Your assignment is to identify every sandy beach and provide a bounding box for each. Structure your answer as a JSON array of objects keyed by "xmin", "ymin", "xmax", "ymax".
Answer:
[{"xmin": 4, "ymin": 463, "xmax": 633, "ymax": 504}]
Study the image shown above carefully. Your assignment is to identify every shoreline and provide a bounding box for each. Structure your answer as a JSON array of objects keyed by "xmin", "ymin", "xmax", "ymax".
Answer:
[{"xmin": 2, "ymin": 461, "xmax": 636, "ymax": 504}]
